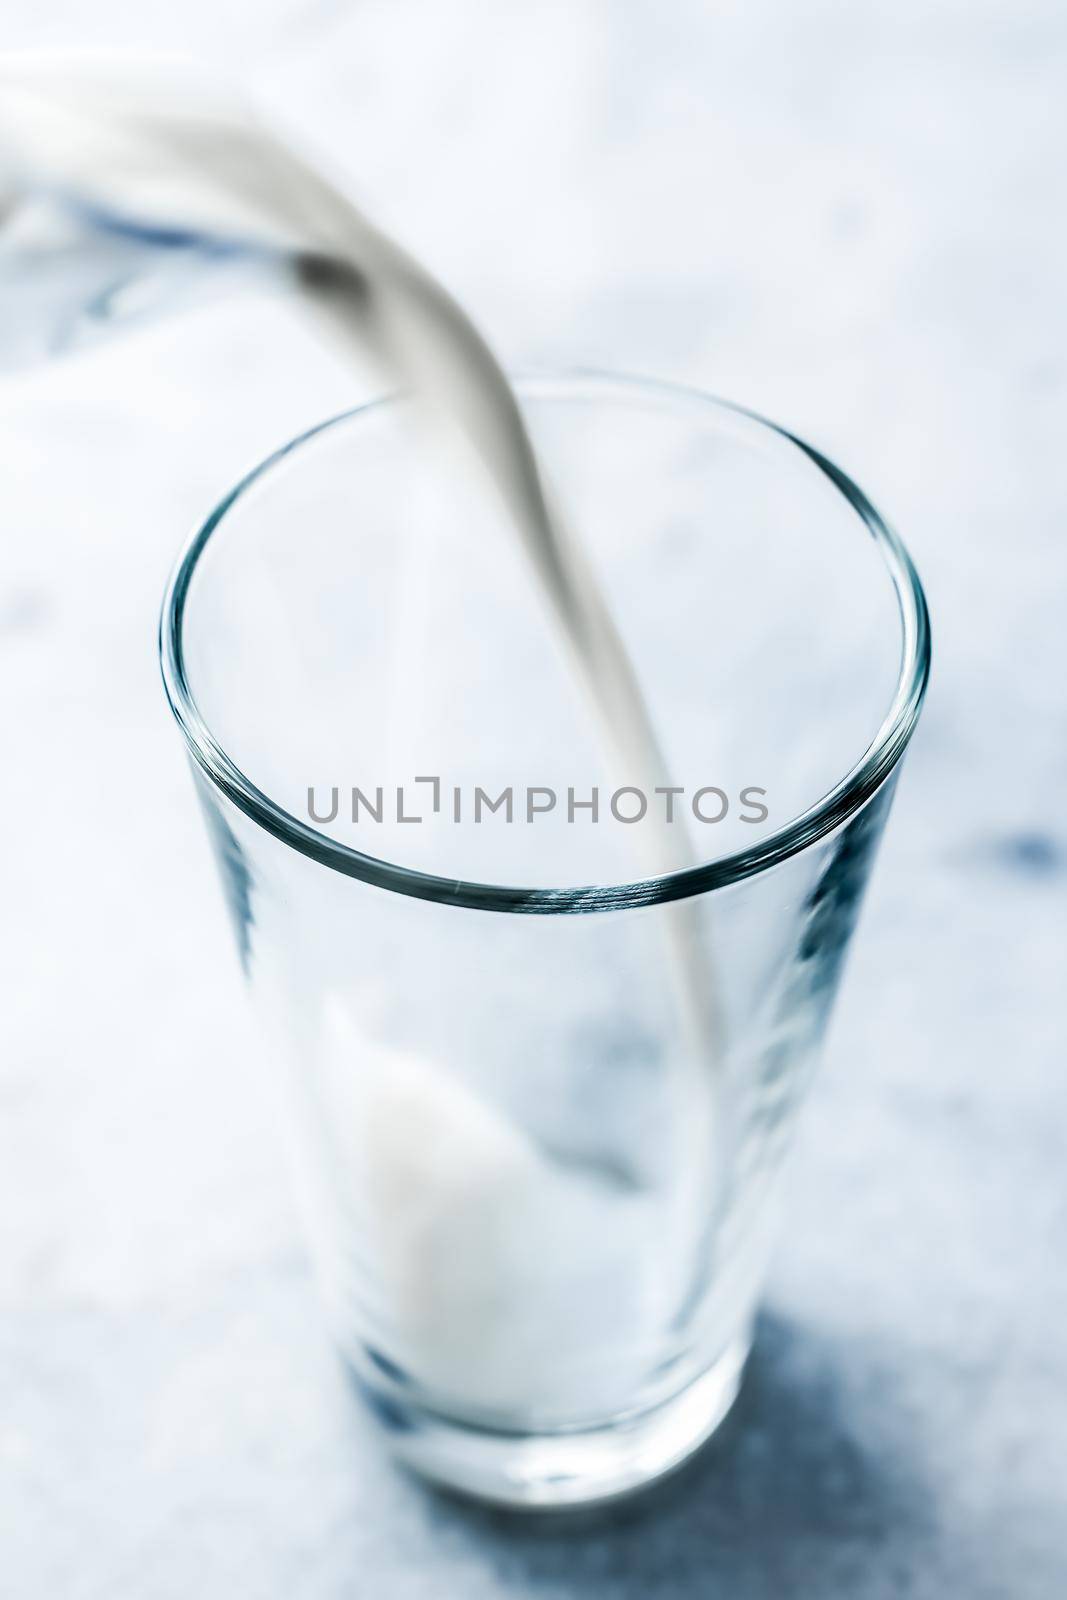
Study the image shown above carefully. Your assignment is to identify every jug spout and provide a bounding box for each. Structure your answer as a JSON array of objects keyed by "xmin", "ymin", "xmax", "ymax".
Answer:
[{"xmin": 0, "ymin": 176, "xmax": 278, "ymax": 371}]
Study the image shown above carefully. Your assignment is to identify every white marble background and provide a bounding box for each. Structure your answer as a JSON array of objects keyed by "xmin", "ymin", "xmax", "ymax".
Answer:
[{"xmin": 2, "ymin": 3, "xmax": 1065, "ymax": 1595}]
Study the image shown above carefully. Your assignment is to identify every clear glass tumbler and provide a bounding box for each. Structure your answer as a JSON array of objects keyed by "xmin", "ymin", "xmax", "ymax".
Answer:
[{"xmin": 159, "ymin": 373, "xmax": 929, "ymax": 1507}]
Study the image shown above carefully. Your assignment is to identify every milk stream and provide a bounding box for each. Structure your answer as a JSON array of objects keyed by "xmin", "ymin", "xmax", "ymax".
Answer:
[{"xmin": 0, "ymin": 59, "xmax": 727, "ymax": 1400}]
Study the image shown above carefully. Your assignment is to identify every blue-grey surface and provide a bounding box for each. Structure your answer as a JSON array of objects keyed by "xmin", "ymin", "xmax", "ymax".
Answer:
[{"xmin": 1, "ymin": 3, "xmax": 1065, "ymax": 1596}]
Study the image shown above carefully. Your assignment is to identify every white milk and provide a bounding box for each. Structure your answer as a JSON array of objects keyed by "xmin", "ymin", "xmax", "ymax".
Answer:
[{"xmin": 0, "ymin": 58, "xmax": 724, "ymax": 1408}]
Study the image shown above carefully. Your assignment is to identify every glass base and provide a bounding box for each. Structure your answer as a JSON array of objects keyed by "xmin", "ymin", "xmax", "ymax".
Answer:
[{"xmin": 351, "ymin": 1338, "xmax": 749, "ymax": 1510}]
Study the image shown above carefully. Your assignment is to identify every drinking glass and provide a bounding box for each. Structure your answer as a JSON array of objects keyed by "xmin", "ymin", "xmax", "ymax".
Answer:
[{"xmin": 159, "ymin": 373, "xmax": 929, "ymax": 1507}]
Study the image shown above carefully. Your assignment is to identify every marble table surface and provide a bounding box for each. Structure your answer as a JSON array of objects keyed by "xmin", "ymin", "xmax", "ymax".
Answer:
[{"xmin": 2, "ymin": 3, "xmax": 1065, "ymax": 1595}]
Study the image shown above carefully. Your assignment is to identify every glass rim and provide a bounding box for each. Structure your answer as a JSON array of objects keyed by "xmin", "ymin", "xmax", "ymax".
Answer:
[{"xmin": 159, "ymin": 369, "xmax": 931, "ymax": 915}]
